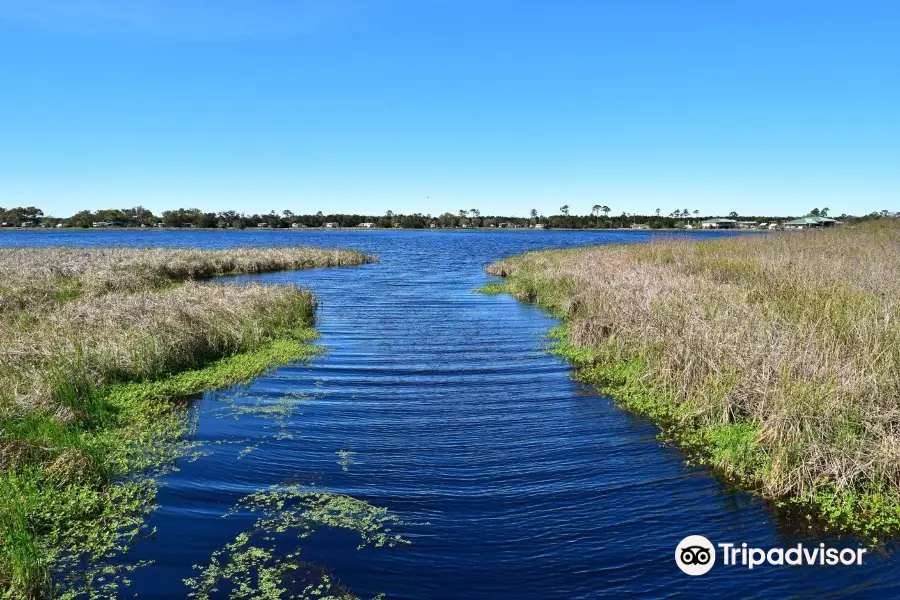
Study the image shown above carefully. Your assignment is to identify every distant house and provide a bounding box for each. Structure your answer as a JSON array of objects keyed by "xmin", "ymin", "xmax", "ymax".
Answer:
[
  {"xmin": 393, "ymin": 222, "xmax": 402, "ymax": 228},
  {"xmin": 324, "ymin": 222, "xmax": 339, "ymax": 228},
  {"xmin": 700, "ymin": 218, "xmax": 738, "ymax": 229},
  {"xmin": 783, "ymin": 216, "xmax": 841, "ymax": 229},
  {"xmin": 429, "ymin": 223, "xmax": 437, "ymax": 228},
  {"xmin": 257, "ymin": 223, "xmax": 269, "ymax": 228},
  {"xmin": 56, "ymin": 223, "xmax": 69, "ymax": 228},
  {"xmin": 630, "ymin": 223, "xmax": 650, "ymax": 229},
  {"xmin": 736, "ymin": 221, "xmax": 758, "ymax": 229},
  {"xmin": 21, "ymin": 221, "xmax": 36, "ymax": 228},
  {"xmin": 533, "ymin": 223, "xmax": 546, "ymax": 229},
  {"xmin": 291, "ymin": 222, "xmax": 306, "ymax": 228},
  {"xmin": 92, "ymin": 221, "xmax": 113, "ymax": 228},
  {"xmin": 358, "ymin": 222, "xmax": 376, "ymax": 228}
]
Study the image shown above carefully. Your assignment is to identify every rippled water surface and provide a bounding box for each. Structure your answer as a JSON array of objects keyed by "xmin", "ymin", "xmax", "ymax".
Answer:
[{"xmin": 4, "ymin": 229, "xmax": 898, "ymax": 599}]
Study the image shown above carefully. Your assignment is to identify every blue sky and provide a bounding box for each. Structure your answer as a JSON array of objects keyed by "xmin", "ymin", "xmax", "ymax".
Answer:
[{"xmin": 0, "ymin": 0, "xmax": 897, "ymax": 217}]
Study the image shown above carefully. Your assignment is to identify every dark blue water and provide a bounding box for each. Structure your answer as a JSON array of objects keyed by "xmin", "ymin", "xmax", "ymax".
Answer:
[{"xmin": 3, "ymin": 229, "xmax": 896, "ymax": 599}]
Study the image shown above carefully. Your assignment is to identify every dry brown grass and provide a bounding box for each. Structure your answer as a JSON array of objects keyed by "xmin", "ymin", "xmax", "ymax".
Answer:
[
  {"xmin": 487, "ymin": 223, "xmax": 900, "ymax": 514},
  {"xmin": 0, "ymin": 246, "xmax": 374, "ymax": 425},
  {"xmin": 0, "ymin": 245, "xmax": 375, "ymax": 595},
  {"xmin": 0, "ymin": 282, "xmax": 314, "ymax": 426},
  {"xmin": 0, "ymin": 246, "xmax": 374, "ymax": 311}
]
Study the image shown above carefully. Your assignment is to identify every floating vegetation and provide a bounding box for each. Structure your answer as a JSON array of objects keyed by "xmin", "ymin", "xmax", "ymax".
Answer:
[
  {"xmin": 209, "ymin": 388, "xmax": 319, "ymax": 453},
  {"xmin": 185, "ymin": 486, "xmax": 409, "ymax": 600},
  {"xmin": 0, "ymin": 246, "xmax": 376, "ymax": 597},
  {"xmin": 336, "ymin": 450, "xmax": 359, "ymax": 473},
  {"xmin": 237, "ymin": 445, "xmax": 259, "ymax": 460},
  {"xmin": 4, "ymin": 336, "xmax": 325, "ymax": 599},
  {"xmin": 4, "ymin": 389, "xmax": 201, "ymax": 599}
]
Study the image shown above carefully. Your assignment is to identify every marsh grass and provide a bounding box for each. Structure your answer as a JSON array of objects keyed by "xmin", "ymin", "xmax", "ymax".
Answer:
[
  {"xmin": 0, "ymin": 246, "xmax": 373, "ymax": 597},
  {"xmin": 487, "ymin": 222, "xmax": 900, "ymax": 536},
  {"xmin": 0, "ymin": 246, "xmax": 375, "ymax": 312},
  {"xmin": 473, "ymin": 282, "xmax": 508, "ymax": 295}
]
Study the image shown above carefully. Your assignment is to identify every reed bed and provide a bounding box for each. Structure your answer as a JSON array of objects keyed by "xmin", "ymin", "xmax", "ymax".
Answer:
[
  {"xmin": 486, "ymin": 222, "xmax": 900, "ymax": 535},
  {"xmin": 0, "ymin": 246, "xmax": 375, "ymax": 311},
  {"xmin": 0, "ymin": 283, "xmax": 315, "ymax": 427},
  {"xmin": 0, "ymin": 246, "xmax": 373, "ymax": 597}
]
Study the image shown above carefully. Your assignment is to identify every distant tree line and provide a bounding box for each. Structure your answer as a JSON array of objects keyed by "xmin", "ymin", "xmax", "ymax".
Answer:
[{"xmin": 0, "ymin": 204, "xmax": 896, "ymax": 229}]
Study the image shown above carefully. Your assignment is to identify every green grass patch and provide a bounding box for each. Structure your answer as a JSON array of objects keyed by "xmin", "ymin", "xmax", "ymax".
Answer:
[
  {"xmin": 0, "ymin": 329, "xmax": 322, "ymax": 598},
  {"xmin": 473, "ymin": 281, "xmax": 508, "ymax": 295}
]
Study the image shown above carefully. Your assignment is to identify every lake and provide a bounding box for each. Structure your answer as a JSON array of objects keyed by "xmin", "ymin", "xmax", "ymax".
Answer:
[{"xmin": 2, "ymin": 228, "xmax": 895, "ymax": 599}]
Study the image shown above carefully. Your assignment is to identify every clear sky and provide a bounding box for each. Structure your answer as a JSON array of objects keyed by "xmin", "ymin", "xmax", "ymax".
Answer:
[{"xmin": 0, "ymin": 0, "xmax": 897, "ymax": 218}]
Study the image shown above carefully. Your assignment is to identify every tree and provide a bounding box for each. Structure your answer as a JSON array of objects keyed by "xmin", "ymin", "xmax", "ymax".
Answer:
[
  {"xmin": 655, "ymin": 208, "xmax": 661, "ymax": 217},
  {"xmin": 161, "ymin": 210, "xmax": 182, "ymax": 227},
  {"xmin": 560, "ymin": 205, "xmax": 570, "ymax": 216},
  {"xmin": 530, "ymin": 208, "xmax": 538, "ymax": 223},
  {"xmin": 693, "ymin": 210, "xmax": 699, "ymax": 218},
  {"xmin": 809, "ymin": 208, "xmax": 820, "ymax": 217},
  {"xmin": 218, "ymin": 210, "xmax": 239, "ymax": 228},
  {"xmin": 729, "ymin": 211, "xmax": 738, "ymax": 218},
  {"xmin": 70, "ymin": 210, "xmax": 94, "ymax": 228},
  {"xmin": 821, "ymin": 207, "xmax": 830, "ymax": 217},
  {"xmin": 592, "ymin": 204, "xmax": 601, "ymax": 217},
  {"xmin": 0, "ymin": 206, "xmax": 44, "ymax": 226},
  {"xmin": 602, "ymin": 205, "xmax": 610, "ymax": 218}
]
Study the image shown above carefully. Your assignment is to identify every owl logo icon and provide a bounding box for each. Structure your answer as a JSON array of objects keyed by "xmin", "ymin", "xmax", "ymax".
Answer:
[{"xmin": 675, "ymin": 535, "xmax": 716, "ymax": 575}]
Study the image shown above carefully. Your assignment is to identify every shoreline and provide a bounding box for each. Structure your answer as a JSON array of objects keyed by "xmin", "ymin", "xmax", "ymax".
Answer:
[
  {"xmin": 0, "ymin": 247, "xmax": 375, "ymax": 597},
  {"xmin": 481, "ymin": 224, "xmax": 900, "ymax": 540}
]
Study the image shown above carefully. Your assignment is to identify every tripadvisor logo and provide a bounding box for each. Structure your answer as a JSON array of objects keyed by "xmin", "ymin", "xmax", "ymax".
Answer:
[
  {"xmin": 675, "ymin": 535, "xmax": 716, "ymax": 576},
  {"xmin": 675, "ymin": 535, "xmax": 867, "ymax": 575}
]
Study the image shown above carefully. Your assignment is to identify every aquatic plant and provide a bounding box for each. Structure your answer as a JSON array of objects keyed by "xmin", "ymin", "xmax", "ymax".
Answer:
[
  {"xmin": 486, "ymin": 222, "xmax": 900, "ymax": 537},
  {"xmin": 0, "ymin": 246, "xmax": 373, "ymax": 597},
  {"xmin": 473, "ymin": 282, "xmax": 508, "ymax": 295},
  {"xmin": 336, "ymin": 450, "xmax": 358, "ymax": 472},
  {"xmin": 185, "ymin": 486, "xmax": 408, "ymax": 600}
]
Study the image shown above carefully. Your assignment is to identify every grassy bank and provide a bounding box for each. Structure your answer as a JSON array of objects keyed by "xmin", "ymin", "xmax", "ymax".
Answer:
[
  {"xmin": 0, "ymin": 247, "xmax": 373, "ymax": 597},
  {"xmin": 0, "ymin": 246, "xmax": 374, "ymax": 312},
  {"xmin": 485, "ymin": 222, "xmax": 900, "ymax": 537}
]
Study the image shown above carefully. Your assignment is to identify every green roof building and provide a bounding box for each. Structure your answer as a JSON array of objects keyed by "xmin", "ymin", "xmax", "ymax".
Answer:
[{"xmin": 783, "ymin": 216, "xmax": 840, "ymax": 229}]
